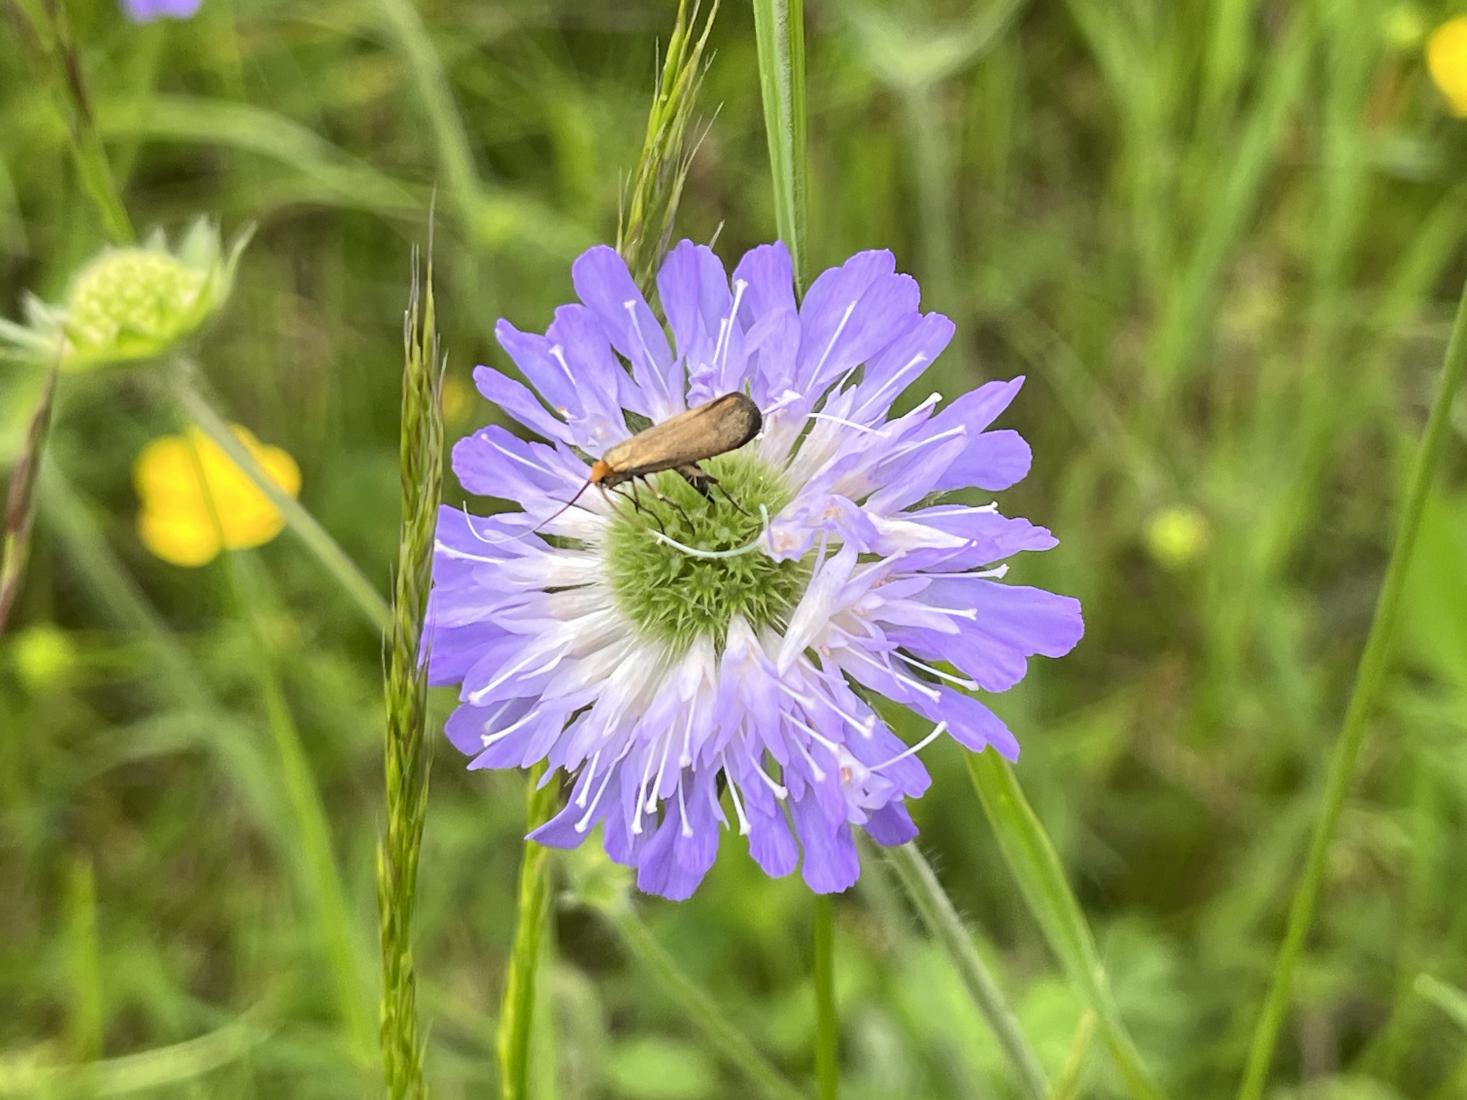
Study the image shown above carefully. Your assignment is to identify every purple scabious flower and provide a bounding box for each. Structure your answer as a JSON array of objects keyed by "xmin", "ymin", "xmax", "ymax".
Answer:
[
  {"xmin": 427, "ymin": 241, "xmax": 1083, "ymax": 900},
  {"xmin": 121, "ymin": 0, "xmax": 202, "ymax": 22}
]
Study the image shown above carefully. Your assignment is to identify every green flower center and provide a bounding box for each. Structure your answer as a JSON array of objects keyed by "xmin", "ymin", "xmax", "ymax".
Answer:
[
  {"xmin": 605, "ymin": 452, "xmax": 809, "ymax": 654},
  {"xmin": 65, "ymin": 251, "xmax": 205, "ymax": 351}
]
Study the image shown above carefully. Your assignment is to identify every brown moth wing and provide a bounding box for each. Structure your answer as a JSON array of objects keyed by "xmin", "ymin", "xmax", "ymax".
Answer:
[{"xmin": 600, "ymin": 393, "xmax": 762, "ymax": 486}]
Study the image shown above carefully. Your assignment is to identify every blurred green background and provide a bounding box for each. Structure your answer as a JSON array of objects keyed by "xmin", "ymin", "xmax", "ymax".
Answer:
[{"xmin": 4, "ymin": 1, "xmax": 1467, "ymax": 1096}]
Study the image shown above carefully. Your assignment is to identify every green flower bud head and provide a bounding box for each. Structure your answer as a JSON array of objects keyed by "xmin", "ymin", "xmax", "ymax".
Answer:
[
  {"xmin": 0, "ymin": 219, "xmax": 251, "ymax": 372},
  {"xmin": 1145, "ymin": 505, "xmax": 1211, "ymax": 570}
]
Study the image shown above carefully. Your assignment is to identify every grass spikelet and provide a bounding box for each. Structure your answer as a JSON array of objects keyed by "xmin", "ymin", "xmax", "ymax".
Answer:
[
  {"xmin": 377, "ymin": 225, "xmax": 445, "ymax": 1099},
  {"xmin": 0, "ymin": 354, "xmax": 59, "ymax": 636},
  {"xmin": 618, "ymin": 0, "xmax": 720, "ymax": 290}
]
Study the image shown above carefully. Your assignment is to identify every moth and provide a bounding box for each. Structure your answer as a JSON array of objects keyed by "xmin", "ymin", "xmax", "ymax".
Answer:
[{"xmin": 526, "ymin": 392, "xmax": 763, "ymax": 536}]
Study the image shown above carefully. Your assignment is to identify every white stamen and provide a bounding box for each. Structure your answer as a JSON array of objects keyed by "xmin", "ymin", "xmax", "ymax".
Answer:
[
  {"xmin": 677, "ymin": 781, "xmax": 693, "ymax": 837},
  {"xmin": 711, "ymin": 279, "xmax": 747, "ymax": 375},
  {"xmin": 574, "ymin": 756, "xmax": 620, "ymax": 832},
  {"xmin": 805, "ymin": 411, "xmax": 888, "ymax": 435},
  {"xmin": 872, "ymin": 721, "xmax": 949, "ymax": 772},
  {"xmin": 858, "ymin": 352, "xmax": 931, "ymax": 412},
  {"xmin": 487, "ymin": 432, "xmax": 561, "ymax": 479},
  {"xmin": 895, "ymin": 651, "xmax": 979, "ymax": 690},
  {"xmin": 647, "ymin": 731, "xmax": 676, "ymax": 812},
  {"xmin": 786, "ymin": 713, "xmax": 842, "ymax": 757},
  {"xmin": 623, "ymin": 300, "xmax": 675, "ymax": 404},
  {"xmin": 468, "ymin": 648, "xmax": 564, "ymax": 704},
  {"xmin": 679, "ymin": 706, "xmax": 697, "ymax": 767},
  {"xmin": 723, "ymin": 762, "xmax": 751, "ymax": 835},
  {"xmin": 790, "ymin": 734, "xmax": 828, "ymax": 783},
  {"xmin": 881, "ymin": 424, "xmax": 965, "ymax": 466},
  {"xmin": 547, "ymin": 344, "xmax": 578, "ymax": 394},
  {"xmin": 575, "ymin": 750, "xmax": 603, "ymax": 806},
  {"xmin": 479, "ymin": 704, "xmax": 542, "ymax": 747},
  {"xmin": 748, "ymin": 759, "xmax": 789, "ymax": 800},
  {"xmin": 813, "ymin": 301, "xmax": 858, "ymax": 378},
  {"xmin": 840, "ymin": 645, "xmax": 939, "ymax": 705},
  {"xmin": 632, "ymin": 745, "xmax": 658, "ymax": 836},
  {"xmin": 923, "ymin": 605, "xmax": 979, "ymax": 621},
  {"xmin": 918, "ymin": 563, "xmax": 1010, "ymax": 581}
]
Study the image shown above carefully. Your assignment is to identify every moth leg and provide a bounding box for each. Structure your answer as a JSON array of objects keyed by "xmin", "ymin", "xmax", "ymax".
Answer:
[
  {"xmin": 678, "ymin": 463, "xmax": 749, "ymax": 517},
  {"xmin": 639, "ymin": 474, "xmax": 693, "ymax": 528},
  {"xmin": 609, "ymin": 483, "xmax": 664, "ymax": 533}
]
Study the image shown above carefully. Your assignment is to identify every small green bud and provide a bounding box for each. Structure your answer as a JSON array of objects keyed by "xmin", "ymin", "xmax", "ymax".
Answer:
[{"xmin": 0, "ymin": 218, "xmax": 251, "ymax": 371}]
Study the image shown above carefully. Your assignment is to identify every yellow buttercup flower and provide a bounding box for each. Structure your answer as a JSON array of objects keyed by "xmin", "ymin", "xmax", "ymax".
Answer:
[
  {"xmin": 133, "ymin": 424, "xmax": 301, "ymax": 567},
  {"xmin": 1427, "ymin": 15, "xmax": 1467, "ymax": 116}
]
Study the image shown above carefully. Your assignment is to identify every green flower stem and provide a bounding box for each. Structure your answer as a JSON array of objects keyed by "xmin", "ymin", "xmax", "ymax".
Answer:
[
  {"xmin": 171, "ymin": 366, "xmax": 393, "ymax": 635},
  {"xmin": 178, "ymin": 430, "xmax": 375, "ymax": 1068},
  {"xmin": 885, "ymin": 844, "xmax": 1049, "ymax": 1100},
  {"xmin": 496, "ymin": 767, "xmax": 560, "ymax": 1100},
  {"xmin": 1237, "ymin": 279, "xmax": 1467, "ymax": 1100},
  {"xmin": 378, "ymin": 243, "xmax": 443, "ymax": 1099},
  {"xmin": 812, "ymin": 893, "xmax": 838, "ymax": 1100},
  {"xmin": 751, "ymin": 0, "xmax": 808, "ymax": 291},
  {"xmin": 965, "ymin": 753, "xmax": 1168, "ymax": 1100},
  {"xmin": 603, "ymin": 907, "xmax": 806, "ymax": 1100}
]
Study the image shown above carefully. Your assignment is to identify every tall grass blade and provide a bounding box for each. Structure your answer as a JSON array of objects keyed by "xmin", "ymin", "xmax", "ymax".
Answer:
[
  {"xmin": 1236, "ymin": 278, "xmax": 1467, "ymax": 1099},
  {"xmin": 885, "ymin": 843, "xmax": 1049, "ymax": 1100},
  {"xmin": 377, "ymin": 231, "xmax": 445, "ymax": 1098},
  {"xmin": 751, "ymin": 0, "xmax": 808, "ymax": 289},
  {"xmin": 965, "ymin": 753, "xmax": 1167, "ymax": 1100}
]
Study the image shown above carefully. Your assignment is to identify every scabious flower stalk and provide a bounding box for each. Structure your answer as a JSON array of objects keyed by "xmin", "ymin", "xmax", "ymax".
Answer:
[{"xmin": 427, "ymin": 240, "xmax": 1083, "ymax": 899}]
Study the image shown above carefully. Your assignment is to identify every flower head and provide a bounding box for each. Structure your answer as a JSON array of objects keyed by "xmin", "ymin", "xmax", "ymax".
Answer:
[
  {"xmin": 121, "ymin": 0, "xmax": 203, "ymax": 22},
  {"xmin": 427, "ymin": 241, "xmax": 1083, "ymax": 899},
  {"xmin": 1428, "ymin": 15, "xmax": 1467, "ymax": 116},
  {"xmin": 133, "ymin": 424, "xmax": 300, "ymax": 567},
  {"xmin": 0, "ymin": 219, "xmax": 249, "ymax": 371}
]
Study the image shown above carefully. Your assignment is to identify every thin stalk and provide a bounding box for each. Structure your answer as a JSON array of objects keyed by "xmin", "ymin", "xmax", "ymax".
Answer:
[
  {"xmin": 604, "ymin": 908, "xmax": 806, "ymax": 1100},
  {"xmin": 177, "ymin": 425, "xmax": 375, "ymax": 1067},
  {"xmin": 377, "ymin": 238, "xmax": 444, "ymax": 1098},
  {"xmin": 965, "ymin": 753, "xmax": 1167, "ymax": 1100},
  {"xmin": 886, "ymin": 844, "xmax": 1048, "ymax": 1100},
  {"xmin": 0, "ymin": 355, "xmax": 59, "ymax": 635},
  {"xmin": 812, "ymin": 893, "xmax": 838, "ymax": 1100},
  {"xmin": 14, "ymin": 0, "xmax": 134, "ymax": 243},
  {"xmin": 375, "ymin": 0, "xmax": 483, "ymax": 239},
  {"xmin": 496, "ymin": 767, "xmax": 559, "ymax": 1100},
  {"xmin": 172, "ymin": 367, "xmax": 392, "ymax": 635},
  {"xmin": 751, "ymin": 0, "xmax": 808, "ymax": 290},
  {"xmin": 1236, "ymin": 279, "xmax": 1467, "ymax": 1099}
]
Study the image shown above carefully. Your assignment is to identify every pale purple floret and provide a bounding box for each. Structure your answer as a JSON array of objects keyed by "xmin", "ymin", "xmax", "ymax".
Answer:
[
  {"xmin": 426, "ymin": 241, "xmax": 1083, "ymax": 900},
  {"xmin": 121, "ymin": 0, "xmax": 202, "ymax": 21}
]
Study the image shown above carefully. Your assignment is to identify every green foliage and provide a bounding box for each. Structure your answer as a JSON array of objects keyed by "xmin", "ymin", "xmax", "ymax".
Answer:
[{"xmin": 3, "ymin": 1, "xmax": 1467, "ymax": 1099}]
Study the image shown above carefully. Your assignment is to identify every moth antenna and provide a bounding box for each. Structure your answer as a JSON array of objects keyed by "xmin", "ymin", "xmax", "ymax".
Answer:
[{"xmin": 459, "ymin": 475, "xmax": 596, "ymax": 546}]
